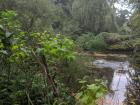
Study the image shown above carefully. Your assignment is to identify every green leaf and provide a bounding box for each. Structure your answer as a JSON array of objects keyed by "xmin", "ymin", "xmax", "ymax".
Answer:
[
  {"xmin": 6, "ymin": 32, "xmax": 12, "ymax": 38},
  {"xmin": 0, "ymin": 50, "xmax": 8, "ymax": 55},
  {"xmin": 11, "ymin": 45, "xmax": 19, "ymax": 51}
]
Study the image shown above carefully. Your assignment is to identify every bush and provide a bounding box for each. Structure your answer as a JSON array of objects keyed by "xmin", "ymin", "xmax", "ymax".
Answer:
[
  {"xmin": 126, "ymin": 48, "xmax": 140, "ymax": 105},
  {"xmin": 0, "ymin": 10, "xmax": 76, "ymax": 105},
  {"xmin": 77, "ymin": 32, "xmax": 108, "ymax": 51},
  {"xmin": 98, "ymin": 32, "xmax": 132, "ymax": 45},
  {"xmin": 119, "ymin": 24, "xmax": 132, "ymax": 35},
  {"xmin": 59, "ymin": 54, "xmax": 93, "ymax": 91},
  {"xmin": 75, "ymin": 80, "xmax": 107, "ymax": 105},
  {"xmin": 108, "ymin": 38, "xmax": 140, "ymax": 51}
]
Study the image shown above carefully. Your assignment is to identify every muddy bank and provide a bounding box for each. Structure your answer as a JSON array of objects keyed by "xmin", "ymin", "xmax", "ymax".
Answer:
[
  {"xmin": 93, "ymin": 53, "xmax": 128, "ymax": 61},
  {"xmin": 79, "ymin": 52, "xmax": 129, "ymax": 61}
]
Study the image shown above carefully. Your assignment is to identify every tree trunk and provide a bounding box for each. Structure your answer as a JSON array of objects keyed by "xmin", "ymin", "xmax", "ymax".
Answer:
[{"xmin": 41, "ymin": 55, "xmax": 58, "ymax": 97}]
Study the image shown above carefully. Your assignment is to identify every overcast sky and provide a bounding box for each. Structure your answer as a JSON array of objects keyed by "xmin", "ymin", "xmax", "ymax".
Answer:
[
  {"xmin": 114, "ymin": 0, "xmax": 134, "ymax": 17},
  {"xmin": 114, "ymin": 0, "xmax": 133, "ymax": 12}
]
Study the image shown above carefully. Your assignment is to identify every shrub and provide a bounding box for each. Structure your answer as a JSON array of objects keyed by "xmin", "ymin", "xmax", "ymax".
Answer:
[
  {"xmin": 98, "ymin": 32, "xmax": 132, "ymax": 45},
  {"xmin": 126, "ymin": 48, "xmax": 140, "ymax": 105},
  {"xmin": 87, "ymin": 35, "xmax": 108, "ymax": 51},
  {"xmin": 0, "ymin": 10, "xmax": 76, "ymax": 105},
  {"xmin": 77, "ymin": 32, "xmax": 108, "ymax": 51},
  {"xmin": 119, "ymin": 24, "xmax": 132, "ymax": 35},
  {"xmin": 59, "ymin": 54, "xmax": 93, "ymax": 91},
  {"xmin": 75, "ymin": 80, "xmax": 107, "ymax": 105}
]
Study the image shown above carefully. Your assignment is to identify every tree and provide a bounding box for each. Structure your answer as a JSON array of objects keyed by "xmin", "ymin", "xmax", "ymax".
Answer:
[
  {"xmin": 0, "ymin": 0, "xmax": 66, "ymax": 32},
  {"xmin": 128, "ymin": 0, "xmax": 140, "ymax": 35},
  {"xmin": 0, "ymin": 10, "xmax": 76, "ymax": 105},
  {"xmin": 72, "ymin": 0, "xmax": 118, "ymax": 33},
  {"xmin": 125, "ymin": 1, "xmax": 140, "ymax": 105},
  {"xmin": 116, "ymin": 9, "xmax": 130, "ymax": 26}
]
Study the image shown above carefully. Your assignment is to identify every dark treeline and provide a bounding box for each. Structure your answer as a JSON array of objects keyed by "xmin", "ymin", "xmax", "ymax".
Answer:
[{"xmin": 0, "ymin": 0, "xmax": 121, "ymax": 35}]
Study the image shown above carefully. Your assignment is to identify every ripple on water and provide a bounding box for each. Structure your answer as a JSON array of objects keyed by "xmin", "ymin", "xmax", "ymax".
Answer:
[{"xmin": 93, "ymin": 59, "xmax": 134, "ymax": 105}]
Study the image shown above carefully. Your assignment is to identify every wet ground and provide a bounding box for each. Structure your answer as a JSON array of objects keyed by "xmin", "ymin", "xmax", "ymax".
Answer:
[{"xmin": 93, "ymin": 56, "xmax": 134, "ymax": 105}]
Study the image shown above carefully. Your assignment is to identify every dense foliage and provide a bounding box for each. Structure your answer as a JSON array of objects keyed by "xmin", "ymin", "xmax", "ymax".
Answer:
[
  {"xmin": 76, "ymin": 80, "xmax": 107, "ymax": 105},
  {"xmin": 72, "ymin": 0, "xmax": 118, "ymax": 33},
  {"xmin": 0, "ymin": 10, "xmax": 108, "ymax": 105},
  {"xmin": 0, "ymin": 0, "xmax": 140, "ymax": 105},
  {"xmin": 0, "ymin": 10, "xmax": 76, "ymax": 105},
  {"xmin": 77, "ymin": 32, "xmax": 108, "ymax": 51},
  {"xmin": 125, "ymin": 0, "xmax": 140, "ymax": 105},
  {"xmin": 0, "ymin": 0, "xmax": 121, "ymax": 35}
]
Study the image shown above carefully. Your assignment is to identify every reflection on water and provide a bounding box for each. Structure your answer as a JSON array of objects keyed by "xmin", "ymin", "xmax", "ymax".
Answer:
[{"xmin": 93, "ymin": 59, "xmax": 134, "ymax": 105}]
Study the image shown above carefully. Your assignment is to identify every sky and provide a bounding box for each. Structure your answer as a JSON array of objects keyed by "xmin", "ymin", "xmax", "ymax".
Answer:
[
  {"xmin": 115, "ymin": 3, "xmax": 131, "ymax": 11},
  {"xmin": 114, "ymin": 0, "xmax": 134, "ymax": 17},
  {"xmin": 114, "ymin": 0, "xmax": 134, "ymax": 11}
]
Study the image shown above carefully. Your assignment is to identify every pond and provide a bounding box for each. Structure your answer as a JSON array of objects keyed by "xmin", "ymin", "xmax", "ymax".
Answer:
[{"xmin": 93, "ymin": 54, "xmax": 135, "ymax": 105}]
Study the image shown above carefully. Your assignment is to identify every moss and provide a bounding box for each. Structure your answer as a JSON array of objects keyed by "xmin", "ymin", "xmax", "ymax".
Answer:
[
  {"xmin": 108, "ymin": 38, "xmax": 140, "ymax": 51},
  {"xmin": 98, "ymin": 32, "xmax": 132, "ymax": 45},
  {"xmin": 108, "ymin": 44, "xmax": 131, "ymax": 51}
]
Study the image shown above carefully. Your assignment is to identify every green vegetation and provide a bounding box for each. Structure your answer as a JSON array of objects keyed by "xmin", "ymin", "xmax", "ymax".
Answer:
[
  {"xmin": 0, "ymin": 10, "xmax": 107, "ymax": 105},
  {"xmin": 98, "ymin": 32, "xmax": 132, "ymax": 44},
  {"xmin": 126, "ymin": 0, "xmax": 140, "ymax": 105},
  {"xmin": 72, "ymin": 0, "xmax": 118, "ymax": 33},
  {"xmin": 76, "ymin": 80, "xmax": 107, "ymax": 105},
  {"xmin": 77, "ymin": 32, "xmax": 108, "ymax": 51},
  {"xmin": 0, "ymin": 0, "xmax": 140, "ymax": 105},
  {"xmin": 0, "ymin": 10, "xmax": 76, "ymax": 105}
]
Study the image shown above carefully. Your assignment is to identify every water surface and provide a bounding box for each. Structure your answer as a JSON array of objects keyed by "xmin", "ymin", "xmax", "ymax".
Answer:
[{"xmin": 93, "ymin": 58, "xmax": 134, "ymax": 105}]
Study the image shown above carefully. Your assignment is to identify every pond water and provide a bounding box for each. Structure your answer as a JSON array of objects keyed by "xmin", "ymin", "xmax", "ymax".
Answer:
[{"xmin": 93, "ymin": 56, "xmax": 134, "ymax": 105}]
